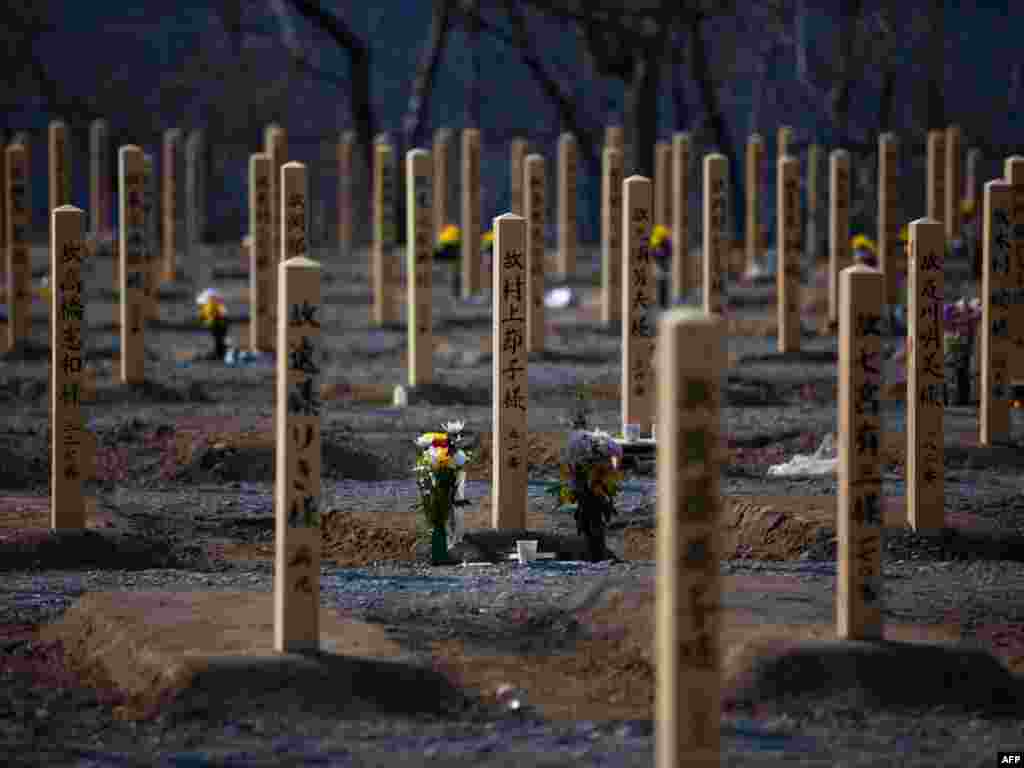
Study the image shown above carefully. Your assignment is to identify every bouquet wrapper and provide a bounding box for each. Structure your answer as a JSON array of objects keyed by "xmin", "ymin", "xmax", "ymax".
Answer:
[{"xmin": 446, "ymin": 471, "xmax": 466, "ymax": 548}]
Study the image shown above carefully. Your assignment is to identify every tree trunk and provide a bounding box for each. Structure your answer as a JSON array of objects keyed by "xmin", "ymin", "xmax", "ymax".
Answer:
[
  {"xmin": 828, "ymin": 0, "xmax": 861, "ymax": 149},
  {"xmin": 629, "ymin": 48, "xmax": 659, "ymax": 179},
  {"xmin": 690, "ymin": 15, "xmax": 740, "ymax": 241},
  {"xmin": 671, "ymin": 26, "xmax": 689, "ymax": 131},
  {"xmin": 925, "ymin": 0, "xmax": 945, "ymax": 130},
  {"xmin": 404, "ymin": 1, "xmax": 452, "ymax": 151},
  {"xmin": 467, "ymin": 0, "xmax": 481, "ymax": 128}
]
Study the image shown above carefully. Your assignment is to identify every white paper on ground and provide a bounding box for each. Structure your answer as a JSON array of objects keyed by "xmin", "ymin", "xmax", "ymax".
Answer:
[
  {"xmin": 766, "ymin": 433, "xmax": 838, "ymax": 477},
  {"xmin": 544, "ymin": 287, "xmax": 575, "ymax": 308}
]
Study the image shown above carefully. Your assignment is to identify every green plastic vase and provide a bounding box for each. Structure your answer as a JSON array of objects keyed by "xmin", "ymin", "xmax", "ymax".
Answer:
[{"xmin": 430, "ymin": 524, "xmax": 448, "ymax": 565}]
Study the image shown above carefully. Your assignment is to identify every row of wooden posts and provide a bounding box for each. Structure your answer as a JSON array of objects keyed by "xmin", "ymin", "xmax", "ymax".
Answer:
[
  {"xmin": 45, "ymin": 178, "xmax": 1014, "ymax": 766},
  {"xmin": 3, "ymin": 119, "xmax": 990, "ymax": 358}
]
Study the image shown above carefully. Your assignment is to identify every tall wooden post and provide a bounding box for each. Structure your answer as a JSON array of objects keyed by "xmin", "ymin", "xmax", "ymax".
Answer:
[
  {"xmin": 48, "ymin": 121, "xmax": 71, "ymax": 213},
  {"xmin": 89, "ymin": 120, "xmax": 109, "ymax": 243},
  {"xmin": 829, "ymin": 150, "xmax": 851, "ymax": 326},
  {"xmin": 926, "ymin": 130, "xmax": 946, "ymax": 225},
  {"xmin": 702, "ymin": 155, "xmax": 728, "ymax": 314},
  {"xmin": 671, "ymin": 133, "xmax": 691, "ymax": 302},
  {"xmin": 836, "ymin": 264, "xmax": 885, "ymax": 640},
  {"xmin": 461, "ymin": 128, "xmax": 481, "ymax": 297},
  {"xmin": 5, "ymin": 143, "xmax": 30, "ymax": 350},
  {"xmin": 980, "ymin": 180, "xmax": 1014, "ymax": 445},
  {"xmin": 510, "ymin": 137, "xmax": 527, "ymax": 217},
  {"xmin": 161, "ymin": 129, "xmax": 180, "ymax": 282},
  {"xmin": 372, "ymin": 142, "xmax": 398, "ymax": 326},
  {"xmin": 654, "ymin": 140, "xmax": 672, "ymax": 230},
  {"xmin": 806, "ymin": 143, "xmax": 821, "ymax": 266},
  {"xmin": 655, "ymin": 307, "xmax": 723, "ymax": 768},
  {"xmin": 51, "ymin": 206, "xmax": 88, "ymax": 530},
  {"xmin": 407, "ymin": 148, "xmax": 433, "ymax": 386},
  {"xmin": 337, "ymin": 131, "xmax": 355, "ymax": 259},
  {"xmin": 745, "ymin": 134, "xmax": 763, "ymax": 276},
  {"xmin": 250, "ymin": 154, "xmax": 273, "ymax": 351},
  {"xmin": 877, "ymin": 134, "xmax": 901, "ymax": 305},
  {"xmin": 118, "ymin": 146, "xmax": 147, "ymax": 384},
  {"xmin": 1005, "ymin": 157, "xmax": 1024, "ymax": 378},
  {"xmin": 945, "ymin": 124, "xmax": 962, "ymax": 241},
  {"xmin": 601, "ymin": 147, "xmax": 625, "ymax": 327},
  {"xmin": 432, "ymin": 128, "xmax": 451, "ymax": 244},
  {"xmin": 906, "ymin": 218, "xmax": 945, "ymax": 532},
  {"xmin": 492, "ymin": 213, "xmax": 528, "ymax": 530},
  {"xmin": 524, "ymin": 153, "xmax": 546, "ymax": 354},
  {"xmin": 273, "ymin": 245, "xmax": 321, "ymax": 653},
  {"xmin": 622, "ymin": 175, "xmax": 654, "ymax": 435},
  {"xmin": 777, "ymin": 155, "xmax": 801, "ymax": 352},
  {"xmin": 556, "ymin": 133, "xmax": 577, "ymax": 279}
]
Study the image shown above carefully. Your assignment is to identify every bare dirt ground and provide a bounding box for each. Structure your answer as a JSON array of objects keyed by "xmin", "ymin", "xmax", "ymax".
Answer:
[{"xmin": 2, "ymin": 239, "xmax": 1024, "ymax": 766}]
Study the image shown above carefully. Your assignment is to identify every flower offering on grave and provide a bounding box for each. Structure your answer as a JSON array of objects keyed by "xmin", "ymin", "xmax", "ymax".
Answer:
[
  {"xmin": 412, "ymin": 420, "xmax": 473, "ymax": 563},
  {"xmin": 546, "ymin": 429, "xmax": 624, "ymax": 562}
]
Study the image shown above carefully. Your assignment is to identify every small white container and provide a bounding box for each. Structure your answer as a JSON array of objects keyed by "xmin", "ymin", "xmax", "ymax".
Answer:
[
  {"xmin": 515, "ymin": 540, "xmax": 538, "ymax": 563},
  {"xmin": 623, "ymin": 423, "xmax": 641, "ymax": 442}
]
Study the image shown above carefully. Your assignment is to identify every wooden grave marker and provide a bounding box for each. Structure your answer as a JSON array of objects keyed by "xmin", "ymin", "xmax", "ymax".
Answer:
[
  {"xmin": 877, "ymin": 134, "xmax": 901, "ymax": 305},
  {"xmin": 119, "ymin": 146, "xmax": 146, "ymax": 384},
  {"xmin": 745, "ymin": 134, "xmax": 763, "ymax": 278},
  {"xmin": 48, "ymin": 120, "xmax": 71, "ymax": 214},
  {"xmin": 623, "ymin": 175, "xmax": 655, "ymax": 435},
  {"xmin": 461, "ymin": 128, "xmax": 481, "ymax": 297},
  {"xmin": 655, "ymin": 307, "xmax": 724, "ymax": 768},
  {"xmin": 828, "ymin": 149, "xmax": 852, "ymax": 325},
  {"xmin": 5, "ymin": 143, "xmax": 30, "ymax": 350},
  {"xmin": 980, "ymin": 180, "xmax": 1014, "ymax": 445},
  {"xmin": 601, "ymin": 146, "xmax": 624, "ymax": 326},
  {"xmin": 945, "ymin": 124, "xmax": 962, "ymax": 241},
  {"xmin": 926, "ymin": 130, "xmax": 946, "ymax": 225},
  {"xmin": 1005, "ymin": 157, "xmax": 1024, "ymax": 378},
  {"xmin": 672, "ymin": 132, "xmax": 691, "ymax": 302},
  {"xmin": 836, "ymin": 264, "xmax": 885, "ymax": 639},
  {"xmin": 654, "ymin": 140, "xmax": 671, "ymax": 230},
  {"xmin": 51, "ymin": 206, "xmax": 88, "ymax": 529},
  {"xmin": 407, "ymin": 148, "xmax": 433, "ymax": 386},
  {"xmin": 906, "ymin": 218, "xmax": 945, "ymax": 532},
  {"xmin": 432, "ymin": 127, "xmax": 451, "ymax": 244},
  {"xmin": 338, "ymin": 131, "xmax": 355, "ymax": 259},
  {"xmin": 777, "ymin": 154, "xmax": 801, "ymax": 352},
  {"xmin": 372, "ymin": 142, "xmax": 398, "ymax": 325},
  {"xmin": 806, "ymin": 143, "xmax": 822, "ymax": 266},
  {"xmin": 273, "ymin": 250, "xmax": 322, "ymax": 653},
  {"xmin": 524, "ymin": 153, "xmax": 546, "ymax": 354},
  {"xmin": 492, "ymin": 213, "xmax": 528, "ymax": 530},
  {"xmin": 161, "ymin": 128, "xmax": 180, "ymax": 282},
  {"xmin": 89, "ymin": 120, "xmax": 110, "ymax": 243},
  {"xmin": 510, "ymin": 137, "xmax": 527, "ymax": 217},
  {"xmin": 557, "ymin": 132, "xmax": 577, "ymax": 279},
  {"xmin": 250, "ymin": 153, "xmax": 273, "ymax": 351},
  {"xmin": 703, "ymin": 154, "xmax": 728, "ymax": 315}
]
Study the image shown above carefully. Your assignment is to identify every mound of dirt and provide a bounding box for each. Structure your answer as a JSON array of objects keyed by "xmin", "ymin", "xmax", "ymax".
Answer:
[{"xmin": 0, "ymin": 529, "xmax": 205, "ymax": 572}]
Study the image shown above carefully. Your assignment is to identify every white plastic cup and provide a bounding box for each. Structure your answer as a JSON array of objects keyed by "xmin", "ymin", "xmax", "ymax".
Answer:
[
  {"xmin": 624, "ymin": 423, "xmax": 641, "ymax": 442},
  {"xmin": 516, "ymin": 540, "xmax": 538, "ymax": 563}
]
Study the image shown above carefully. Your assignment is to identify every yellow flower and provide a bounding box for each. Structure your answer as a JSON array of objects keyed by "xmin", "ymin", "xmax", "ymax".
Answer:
[
  {"xmin": 898, "ymin": 225, "xmax": 908, "ymax": 243},
  {"xmin": 439, "ymin": 224, "xmax": 461, "ymax": 247},
  {"xmin": 482, "ymin": 230, "xmax": 494, "ymax": 248},
  {"xmin": 961, "ymin": 199, "xmax": 976, "ymax": 218},
  {"xmin": 199, "ymin": 300, "xmax": 226, "ymax": 326},
  {"xmin": 650, "ymin": 225, "xmax": 671, "ymax": 249},
  {"xmin": 851, "ymin": 234, "xmax": 876, "ymax": 254}
]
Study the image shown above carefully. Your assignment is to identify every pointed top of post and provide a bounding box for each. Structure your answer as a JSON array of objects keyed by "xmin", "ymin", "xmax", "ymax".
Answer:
[
  {"xmin": 282, "ymin": 160, "xmax": 306, "ymax": 170},
  {"xmin": 624, "ymin": 174, "xmax": 651, "ymax": 184},
  {"xmin": 407, "ymin": 148, "xmax": 429, "ymax": 160},
  {"xmin": 53, "ymin": 204, "xmax": 84, "ymax": 215}
]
